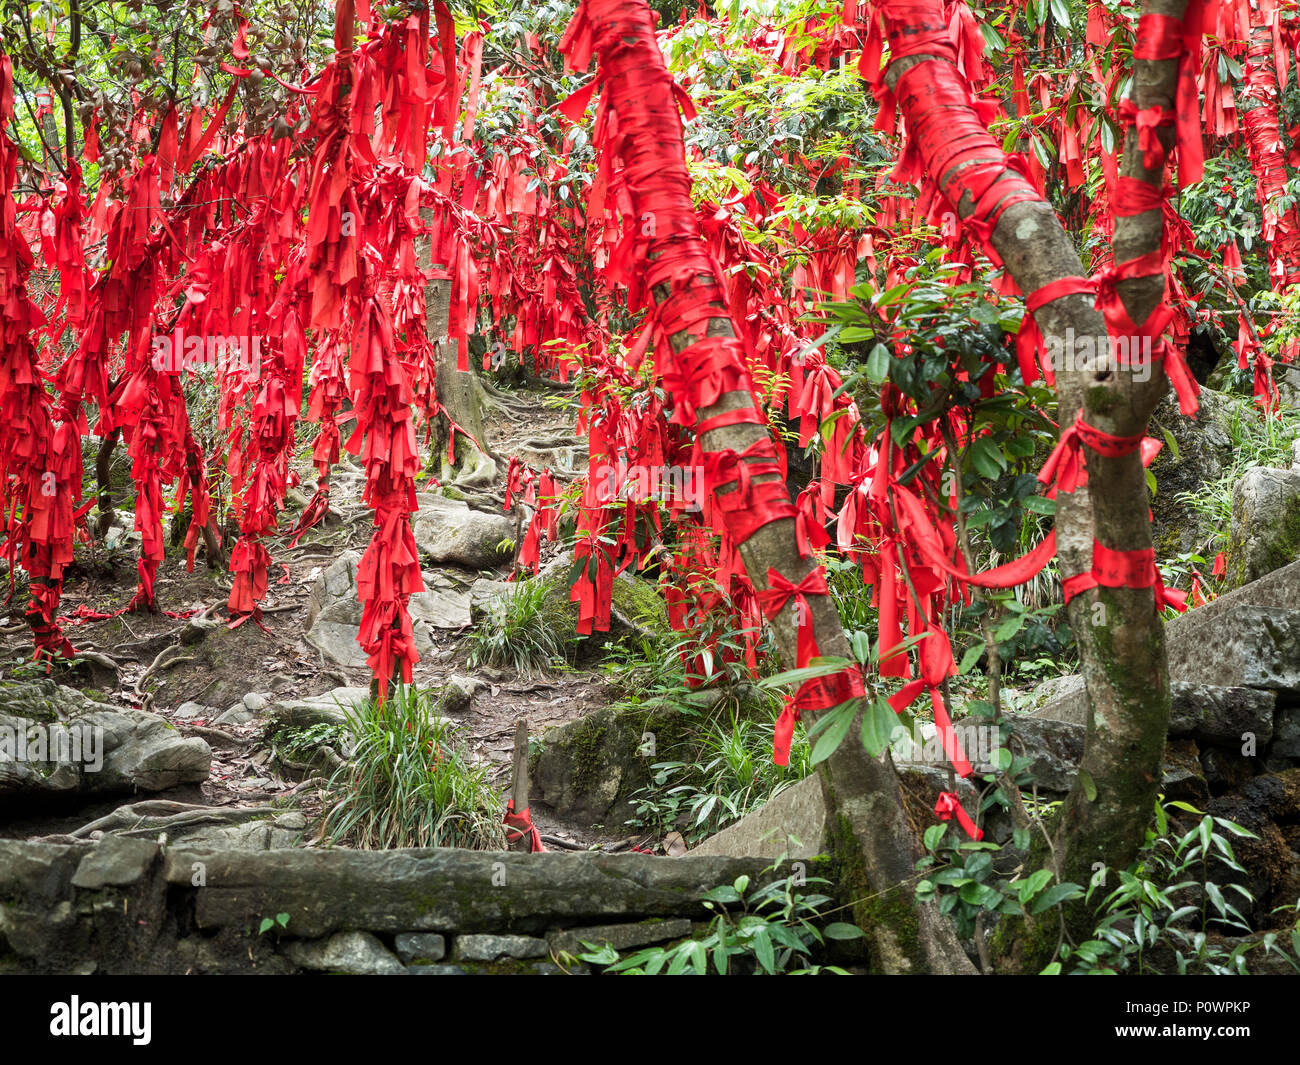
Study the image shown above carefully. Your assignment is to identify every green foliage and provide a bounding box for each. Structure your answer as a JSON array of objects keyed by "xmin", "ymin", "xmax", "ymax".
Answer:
[
  {"xmin": 269, "ymin": 721, "xmax": 347, "ymax": 764},
  {"xmin": 1172, "ymin": 397, "xmax": 1300, "ymax": 558},
  {"xmin": 257, "ymin": 913, "xmax": 290, "ymax": 937},
  {"xmin": 1046, "ymin": 800, "xmax": 1289, "ymax": 975},
  {"xmin": 627, "ymin": 710, "xmax": 811, "ymax": 845},
  {"xmin": 916, "ymin": 824, "xmax": 1084, "ymax": 942},
  {"xmin": 579, "ymin": 866, "xmax": 861, "ymax": 974},
  {"xmin": 321, "ymin": 686, "xmax": 506, "ymax": 851},
  {"xmin": 466, "ymin": 578, "xmax": 577, "ymax": 675}
]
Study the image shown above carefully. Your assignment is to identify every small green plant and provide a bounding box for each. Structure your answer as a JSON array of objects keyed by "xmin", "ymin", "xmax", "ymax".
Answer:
[
  {"xmin": 915, "ymin": 824, "xmax": 1084, "ymax": 942},
  {"xmin": 321, "ymin": 686, "xmax": 507, "ymax": 850},
  {"xmin": 627, "ymin": 712, "xmax": 811, "ymax": 845},
  {"xmin": 1045, "ymin": 801, "xmax": 1273, "ymax": 975},
  {"xmin": 257, "ymin": 913, "xmax": 290, "ymax": 937},
  {"xmin": 467, "ymin": 578, "xmax": 575, "ymax": 675},
  {"xmin": 269, "ymin": 721, "xmax": 346, "ymax": 765},
  {"xmin": 1171, "ymin": 396, "xmax": 1300, "ymax": 558},
  {"xmin": 579, "ymin": 866, "xmax": 863, "ymax": 974}
]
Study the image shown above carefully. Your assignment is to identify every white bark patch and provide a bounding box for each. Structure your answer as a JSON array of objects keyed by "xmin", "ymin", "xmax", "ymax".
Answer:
[{"xmin": 1015, "ymin": 216, "xmax": 1040, "ymax": 241}]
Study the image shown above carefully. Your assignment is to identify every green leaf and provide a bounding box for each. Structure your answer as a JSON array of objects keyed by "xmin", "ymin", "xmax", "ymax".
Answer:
[
  {"xmin": 1078, "ymin": 768, "xmax": 1097, "ymax": 802},
  {"xmin": 811, "ymin": 699, "xmax": 858, "ymax": 765},
  {"xmin": 958, "ymin": 642, "xmax": 986, "ymax": 675},
  {"xmin": 1016, "ymin": 869, "xmax": 1054, "ymax": 904},
  {"xmin": 859, "ymin": 696, "xmax": 897, "ymax": 758},
  {"xmin": 758, "ymin": 657, "xmax": 853, "ymax": 691},
  {"xmin": 751, "ymin": 928, "xmax": 776, "ymax": 974},
  {"xmin": 865, "ymin": 343, "xmax": 891, "ymax": 384},
  {"xmin": 1160, "ymin": 426, "xmax": 1179, "ymax": 461},
  {"xmin": 989, "ymin": 746, "xmax": 1013, "ymax": 772},
  {"xmin": 1049, "ymin": 0, "xmax": 1071, "ymax": 30},
  {"xmin": 1031, "ymin": 882, "xmax": 1086, "ymax": 915},
  {"xmin": 968, "ymin": 437, "xmax": 1006, "ymax": 480},
  {"xmin": 959, "ymin": 881, "xmax": 1004, "ymax": 908},
  {"xmin": 823, "ymin": 922, "xmax": 867, "ymax": 941}
]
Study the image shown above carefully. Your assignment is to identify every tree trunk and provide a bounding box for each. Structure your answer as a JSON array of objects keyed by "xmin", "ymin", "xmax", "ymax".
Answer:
[
  {"xmin": 585, "ymin": 0, "xmax": 976, "ymax": 973},
  {"xmin": 868, "ymin": 0, "xmax": 1186, "ymax": 968},
  {"xmin": 418, "ymin": 206, "xmax": 497, "ymax": 489}
]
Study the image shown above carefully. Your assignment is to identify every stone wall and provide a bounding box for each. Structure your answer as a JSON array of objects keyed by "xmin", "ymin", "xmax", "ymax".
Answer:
[{"xmin": 0, "ymin": 838, "xmax": 811, "ymax": 974}]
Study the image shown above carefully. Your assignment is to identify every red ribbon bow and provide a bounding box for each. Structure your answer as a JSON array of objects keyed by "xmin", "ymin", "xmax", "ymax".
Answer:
[
  {"xmin": 755, "ymin": 566, "xmax": 829, "ymax": 668},
  {"xmin": 935, "ymin": 791, "xmax": 982, "ymax": 840}
]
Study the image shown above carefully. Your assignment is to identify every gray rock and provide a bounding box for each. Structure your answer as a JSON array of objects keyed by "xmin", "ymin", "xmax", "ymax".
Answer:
[
  {"xmin": 394, "ymin": 932, "xmax": 446, "ymax": 964},
  {"xmin": 1166, "ymin": 607, "xmax": 1300, "ymax": 694},
  {"xmin": 269, "ymin": 686, "xmax": 371, "ymax": 730},
  {"xmin": 412, "ymin": 496, "xmax": 516, "ymax": 570},
  {"xmin": 149, "ymin": 818, "xmax": 301, "ymax": 852},
  {"xmin": 242, "ymin": 693, "xmax": 269, "ymax": 712},
  {"xmin": 408, "ymin": 572, "xmax": 472, "ymax": 630},
  {"xmin": 530, "ymin": 704, "xmax": 688, "ymax": 825},
  {"xmin": 1025, "ymin": 674, "xmax": 1085, "ymax": 717},
  {"xmin": 548, "ymin": 918, "xmax": 692, "ymax": 957},
  {"xmin": 305, "ymin": 552, "xmax": 436, "ymax": 669},
  {"xmin": 283, "ymin": 930, "xmax": 404, "ymax": 975},
  {"xmin": 1168, "ymin": 685, "xmax": 1275, "ymax": 747},
  {"xmin": 162, "ymin": 848, "xmax": 786, "ymax": 938},
  {"xmin": 442, "ymin": 675, "xmax": 488, "ymax": 713},
  {"xmin": 70, "ymin": 837, "xmax": 158, "ymax": 890},
  {"xmin": 691, "ymin": 776, "xmax": 825, "ymax": 859},
  {"xmin": 274, "ymin": 812, "xmax": 308, "ymax": 830},
  {"xmin": 1035, "ymin": 680, "xmax": 1277, "ymax": 748},
  {"xmin": 994, "ymin": 716, "xmax": 1084, "ymax": 793},
  {"xmin": 214, "ymin": 703, "xmax": 255, "ymax": 726},
  {"xmin": 1225, "ymin": 467, "xmax": 1300, "ymax": 586},
  {"xmin": 174, "ymin": 702, "xmax": 212, "ymax": 721},
  {"xmin": 1271, "ymin": 705, "xmax": 1300, "ymax": 759},
  {"xmin": 0, "ymin": 680, "xmax": 210, "ymax": 806},
  {"xmin": 453, "ymin": 934, "xmax": 549, "ymax": 961},
  {"xmin": 408, "ymin": 961, "xmax": 582, "ymax": 975}
]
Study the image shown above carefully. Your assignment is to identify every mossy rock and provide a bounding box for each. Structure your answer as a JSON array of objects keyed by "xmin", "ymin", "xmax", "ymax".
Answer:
[
  {"xmin": 529, "ymin": 700, "xmax": 699, "ymax": 827},
  {"xmin": 1224, "ymin": 467, "xmax": 1300, "ymax": 589}
]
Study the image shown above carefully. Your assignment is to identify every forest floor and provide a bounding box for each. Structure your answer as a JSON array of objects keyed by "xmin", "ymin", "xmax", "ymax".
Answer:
[{"xmin": 0, "ymin": 376, "xmax": 644, "ymax": 852}]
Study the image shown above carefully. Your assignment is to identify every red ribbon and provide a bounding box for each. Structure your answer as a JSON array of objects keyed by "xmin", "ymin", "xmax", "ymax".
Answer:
[
  {"xmin": 504, "ymin": 799, "xmax": 545, "ymax": 853},
  {"xmin": 1062, "ymin": 540, "xmax": 1188, "ymax": 613},
  {"xmin": 755, "ymin": 566, "xmax": 829, "ymax": 668},
  {"xmin": 935, "ymin": 791, "xmax": 982, "ymax": 840}
]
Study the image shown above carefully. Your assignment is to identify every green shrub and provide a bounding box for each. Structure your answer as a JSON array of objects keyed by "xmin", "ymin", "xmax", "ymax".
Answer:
[
  {"xmin": 467, "ymin": 578, "xmax": 575, "ymax": 675},
  {"xmin": 321, "ymin": 686, "xmax": 506, "ymax": 850}
]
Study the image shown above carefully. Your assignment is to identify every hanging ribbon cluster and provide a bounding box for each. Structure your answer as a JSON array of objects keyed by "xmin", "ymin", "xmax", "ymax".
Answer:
[{"xmin": 0, "ymin": 54, "xmax": 76, "ymax": 659}]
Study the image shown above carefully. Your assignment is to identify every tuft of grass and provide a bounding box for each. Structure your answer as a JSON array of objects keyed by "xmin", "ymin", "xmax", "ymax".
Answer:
[
  {"xmin": 1173, "ymin": 398, "xmax": 1300, "ymax": 555},
  {"xmin": 467, "ymin": 578, "xmax": 574, "ymax": 675},
  {"xmin": 321, "ymin": 686, "xmax": 506, "ymax": 850},
  {"xmin": 628, "ymin": 711, "xmax": 812, "ymax": 846}
]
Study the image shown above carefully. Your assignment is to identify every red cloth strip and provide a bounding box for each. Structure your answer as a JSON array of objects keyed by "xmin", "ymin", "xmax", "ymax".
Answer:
[
  {"xmin": 504, "ymin": 799, "xmax": 545, "ymax": 853},
  {"xmin": 1016, "ymin": 276, "xmax": 1095, "ymax": 385},
  {"xmin": 935, "ymin": 791, "xmax": 982, "ymax": 840},
  {"xmin": 755, "ymin": 566, "xmax": 829, "ymax": 668},
  {"xmin": 1062, "ymin": 540, "xmax": 1189, "ymax": 613}
]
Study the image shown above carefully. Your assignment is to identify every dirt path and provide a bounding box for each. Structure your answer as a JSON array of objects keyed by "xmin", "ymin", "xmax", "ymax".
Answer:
[{"xmin": 0, "ymin": 378, "xmax": 631, "ymax": 850}]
